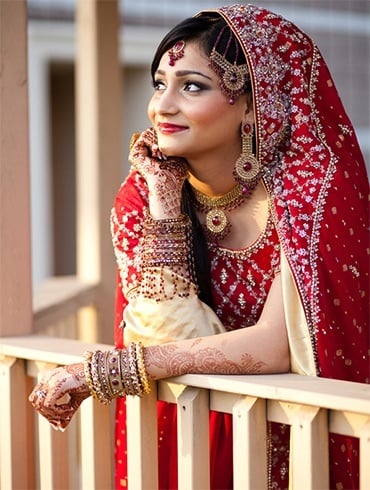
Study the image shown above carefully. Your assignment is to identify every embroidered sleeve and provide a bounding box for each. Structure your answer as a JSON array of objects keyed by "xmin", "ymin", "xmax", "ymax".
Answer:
[
  {"xmin": 110, "ymin": 170, "xmax": 197, "ymax": 301},
  {"xmin": 111, "ymin": 169, "xmax": 225, "ymax": 346}
]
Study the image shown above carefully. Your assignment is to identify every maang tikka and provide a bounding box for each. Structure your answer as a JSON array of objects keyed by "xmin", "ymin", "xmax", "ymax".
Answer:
[
  {"xmin": 209, "ymin": 25, "xmax": 250, "ymax": 105},
  {"xmin": 233, "ymin": 122, "xmax": 261, "ymax": 193},
  {"xmin": 168, "ymin": 40, "xmax": 186, "ymax": 66}
]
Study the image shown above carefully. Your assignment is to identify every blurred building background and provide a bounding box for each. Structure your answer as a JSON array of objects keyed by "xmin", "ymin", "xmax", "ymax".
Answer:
[{"xmin": 27, "ymin": 0, "xmax": 369, "ymax": 286}]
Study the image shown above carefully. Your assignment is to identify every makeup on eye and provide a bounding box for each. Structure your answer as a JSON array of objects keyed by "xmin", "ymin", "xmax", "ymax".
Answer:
[
  {"xmin": 152, "ymin": 78, "xmax": 211, "ymax": 93},
  {"xmin": 153, "ymin": 68, "xmax": 214, "ymax": 92},
  {"xmin": 155, "ymin": 68, "xmax": 213, "ymax": 81}
]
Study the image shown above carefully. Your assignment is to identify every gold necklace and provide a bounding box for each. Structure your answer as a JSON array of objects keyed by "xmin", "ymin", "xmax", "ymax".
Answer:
[{"xmin": 190, "ymin": 183, "xmax": 247, "ymax": 241}]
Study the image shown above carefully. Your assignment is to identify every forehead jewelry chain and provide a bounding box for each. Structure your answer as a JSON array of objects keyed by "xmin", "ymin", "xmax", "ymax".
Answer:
[
  {"xmin": 190, "ymin": 183, "xmax": 248, "ymax": 242},
  {"xmin": 168, "ymin": 40, "xmax": 186, "ymax": 66},
  {"xmin": 209, "ymin": 25, "xmax": 250, "ymax": 105}
]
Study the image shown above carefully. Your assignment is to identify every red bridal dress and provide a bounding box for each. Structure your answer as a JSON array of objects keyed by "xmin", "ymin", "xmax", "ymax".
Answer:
[{"xmin": 112, "ymin": 4, "xmax": 369, "ymax": 489}]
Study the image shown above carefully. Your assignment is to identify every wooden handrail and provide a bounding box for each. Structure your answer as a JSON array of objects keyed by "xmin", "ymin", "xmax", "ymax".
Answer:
[{"xmin": 1, "ymin": 335, "xmax": 370, "ymax": 489}]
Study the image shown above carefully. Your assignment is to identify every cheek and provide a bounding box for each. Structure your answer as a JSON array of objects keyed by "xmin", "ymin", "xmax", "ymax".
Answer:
[{"xmin": 147, "ymin": 97, "xmax": 156, "ymax": 123}]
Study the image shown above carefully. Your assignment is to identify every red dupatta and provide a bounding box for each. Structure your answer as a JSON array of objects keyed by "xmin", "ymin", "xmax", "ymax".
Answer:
[{"xmin": 209, "ymin": 4, "xmax": 369, "ymax": 383}]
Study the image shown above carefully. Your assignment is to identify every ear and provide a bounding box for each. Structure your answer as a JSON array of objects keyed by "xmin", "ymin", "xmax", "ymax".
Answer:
[{"xmin": 243, "ymin": 93, "xmax": 255, "ymax": 125}]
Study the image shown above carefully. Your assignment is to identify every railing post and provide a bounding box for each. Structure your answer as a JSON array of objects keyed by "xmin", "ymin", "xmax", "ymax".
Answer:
[
  {"xmin": 0, "ymin": 0, "xmax": 32, "ymax": 337},
  {"xmin": 177, "ymin": 387, "xmax": 210, "ymax": 490},
  {"xmin": 79, "ymin": 397, "xmax": 113, "ymax": 490},
  {"xmin": 270, "ymin": 401, "xmax": 329, "ymax": 489},
  {"xmin": 331, "ymin": 411, "xmax": 370, "ymax": 490},
  {"xmin": 33, "ymin": 361, "xmax": 70, "ymax": 490},
  {"xmin": 359, "ymin": 418, "xmax": 370, "ymax": 490},
  {"xmin": 75, "ymin": 0, "xmax": 123, "ymax": 345},
  {"xmin": 0, "ymin": 355, "xmax": 34, "ymax": 489},
  {"xmin": 232, "ymin": 396, "xmax": 267, "ymax": 489},
  {"xmin": 126, "ymin": 383, "xmax": 159, "ymax": 489}
]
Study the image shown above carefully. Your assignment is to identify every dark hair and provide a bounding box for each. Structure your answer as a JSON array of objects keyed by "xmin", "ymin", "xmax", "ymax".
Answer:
[
  {"xmin": 152, "ymin": 15, "xmax": 250, "ymax": 309},
  {"xmin": 151, "ymin": 14, "xmax": 248, "ymax": 80}
]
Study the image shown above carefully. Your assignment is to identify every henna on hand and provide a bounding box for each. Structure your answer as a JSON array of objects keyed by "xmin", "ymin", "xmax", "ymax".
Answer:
[
  {"xmin": 129, "ymin": 128, "xmax": 188, "ymax": 218},
  {"xmin": 29, "ymin": 362, "xmax": 91, "ymax": 431},
  {"xmin": 144, "ymin": 341, "xmax": 266, "ymax": 379}
]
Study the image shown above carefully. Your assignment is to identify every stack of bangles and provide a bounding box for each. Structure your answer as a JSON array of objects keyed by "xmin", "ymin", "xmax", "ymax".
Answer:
[{"xmin": 83, "ymin": 341, "xmax": 150, "ymax": 404}]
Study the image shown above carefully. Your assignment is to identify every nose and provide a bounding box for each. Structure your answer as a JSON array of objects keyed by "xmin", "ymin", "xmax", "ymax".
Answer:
[{"xmin": 154, "ymin": 87, "xmax": 179, "ymax": 116}]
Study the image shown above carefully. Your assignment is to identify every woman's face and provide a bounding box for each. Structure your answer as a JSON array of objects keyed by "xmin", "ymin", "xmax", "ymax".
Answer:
[{"xmin": 148, "ymin": 41, "xmax": 250, "ymax": 163}]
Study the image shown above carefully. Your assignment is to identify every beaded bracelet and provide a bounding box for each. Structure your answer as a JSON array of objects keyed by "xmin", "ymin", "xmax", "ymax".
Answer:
[
  {"xmin": 120, "ymin": 348, "xmax": 136, "ymax": 396},
  {"xmin": 106, "ymin": 350, "xmax": 126, "ymax": 398},
  {"xmin": 91, "ymin": 350, "xmax": 112, "ymax": 404},
  {"xmin": 140, "ymin": 213, "xmax": 196, "ymax": 300}
]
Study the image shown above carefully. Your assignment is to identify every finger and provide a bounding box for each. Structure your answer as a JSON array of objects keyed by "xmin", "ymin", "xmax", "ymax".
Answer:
[
  {"xmin": 130, "ymin": 128, "xmax": 158, "ymax": 157},
  {"xmin": 129, "ymin": 132, "xmax": 141, "ymax": 150},
  {"xmin": 39, "ymin": 405, "xmax": 76, "ymax": 425},
  {"xmin": 29, "ymin": 386, "xmax": 48, "ymax": 408}
]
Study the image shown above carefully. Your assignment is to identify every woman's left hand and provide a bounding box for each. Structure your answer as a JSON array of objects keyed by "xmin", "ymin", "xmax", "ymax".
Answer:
[
  {"xmin": 129, "ymin": 128, "xmax": 188, "ymax": 219},
  {"xmin": 29, "ymin": 362, "xmax": 90, "ymax": 431}
]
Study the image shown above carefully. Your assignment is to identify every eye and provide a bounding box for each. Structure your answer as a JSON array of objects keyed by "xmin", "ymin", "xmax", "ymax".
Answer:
[
  {"xmin": 183, "ymin": 81, "xmax": 206, "ymax": 92},
  {"xmin": 153, "ymin": 80, "xmax": 166, "ymax": 91}
]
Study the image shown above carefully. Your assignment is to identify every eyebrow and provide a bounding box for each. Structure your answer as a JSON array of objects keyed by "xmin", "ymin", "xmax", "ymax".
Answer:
[{"xmin": 156, "ymin": 69, "xmax": 213, "ymax": 81}]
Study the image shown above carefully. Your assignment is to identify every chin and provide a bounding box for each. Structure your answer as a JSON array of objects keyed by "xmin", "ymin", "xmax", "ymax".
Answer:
[{"xmin": 158, "ymin": 144, "xmax": 186, "ymax": 159}]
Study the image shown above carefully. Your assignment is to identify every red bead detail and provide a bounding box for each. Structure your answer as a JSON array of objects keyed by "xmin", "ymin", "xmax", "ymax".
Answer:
[
  {"xmin": 243, "ymin": 161, "xmax": 252, "ymax": 171},
  {"xmin": 243, "ymin": 123, "xmax": 251, "ymax": 134},
  {"xmin": 212, "ymin": 216, "xmax": 221, "ymax": 226}
]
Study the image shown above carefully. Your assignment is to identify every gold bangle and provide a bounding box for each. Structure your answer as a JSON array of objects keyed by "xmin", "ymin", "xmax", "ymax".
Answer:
[
  {"xmin": 135, "ymin": 341, "xmax": 151, "ymax": 394},
  {"xmin": 128, "ymin": 342, "xmax": 144, "ymax": 397},
  {"xmin": 91, "ymin": 350, "xmax": 112, "ymax": 405},
  {"xmin": 83, "ymin": 351, "xmax": 100, "ymax": 402}
]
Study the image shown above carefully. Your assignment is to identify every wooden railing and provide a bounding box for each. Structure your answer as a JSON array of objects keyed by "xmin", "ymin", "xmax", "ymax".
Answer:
[{"xmin": 0, "ymin": 277, "xmax": 369, "ymax": 489}]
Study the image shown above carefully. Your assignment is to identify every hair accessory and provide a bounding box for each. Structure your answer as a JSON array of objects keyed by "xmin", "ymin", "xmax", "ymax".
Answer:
[
  {"xmin": 233, "ymin": 123, "xmax": 261, "ymax": 192},
  {"xmin": 209, "ymin": 26, "xmax": 250, "ymax": 104},
  {"xmin": 168, "ymin": 40, "xmax": 186, "ymax": 66},
  {"xmin": 190, "ymin": 183, "xmax": 248, "ymax": 242}
]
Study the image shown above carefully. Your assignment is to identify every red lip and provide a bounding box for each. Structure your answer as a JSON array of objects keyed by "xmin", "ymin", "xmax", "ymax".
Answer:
[{"xmin": 157, "ymin": 123, "xmax": 187, "ymax": 134}]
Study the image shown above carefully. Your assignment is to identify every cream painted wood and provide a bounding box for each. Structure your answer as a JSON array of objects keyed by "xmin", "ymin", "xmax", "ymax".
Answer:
[
  {"xmin": 80, "ymin": 397, "xmax": 113, "ymax": 490},
  {"xmin": 126, "ymin": 382, "xmax": 159, "ymax": 489},
  {"xmin": 269, "ymin": 401, "xmax": 329, "ymax": 489},
  {"xmin": 170, "ymin": 373, "xmax": 370, "ymax": 414},
  {"xmin": 330, "ymin": 411, "xmax": 370, "ymax": 490},
  {"xmin": 359, "ymin": 418, "xmax": 370, "ymax": 490},
  {"xmin": 0, "ymin": 356, "xmax": 33, "ymax": 489},
  {"xmin": 75, "ymin": 0, "xmax": 123, "ymax": 345},
  {"xmin": 0, "ymin": 0, "xmax": 32, "ymax": 337},
  {"xmin": 35, "ymin": 363, "xmax": 69, "ymax": 490},
  {"xmin": 177, "ymin": 387, "xmax": 210, "ymax": 490},
  {"xmin": 157, "ymin": 379, "xmax": 187, "ymax": 403},
  {"xmin": 37, "ymin": 414, "xmax": 69, "ymax": 490},
  {"xmin": 210, "ymin": 391, "xmax": 243, "ymax": 413},
  {"xmin": 0, "ymin": 336, "xmax": 112, "ymax": 366},
  {"xmin": 232, "ymin": 396, "xmax": 267, "ymax": 489},
  {"xmin": 1, "ymin": 335, "xmax": 370, "ymax": 488}
]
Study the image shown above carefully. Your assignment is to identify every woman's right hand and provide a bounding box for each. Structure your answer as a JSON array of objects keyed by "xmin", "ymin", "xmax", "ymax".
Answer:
[
  {"xmin": 129, "ymin": 128, "xmax": 188, "ymax": 219},
  {"xmin": 29, "ymin": 362, "xmax": 90, "ymax": 431}
]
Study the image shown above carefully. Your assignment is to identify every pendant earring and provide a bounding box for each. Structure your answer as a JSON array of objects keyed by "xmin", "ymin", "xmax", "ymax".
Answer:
[{"xmin": 233, "ymin": 123, "xmax": 261, "ymax": 194}]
